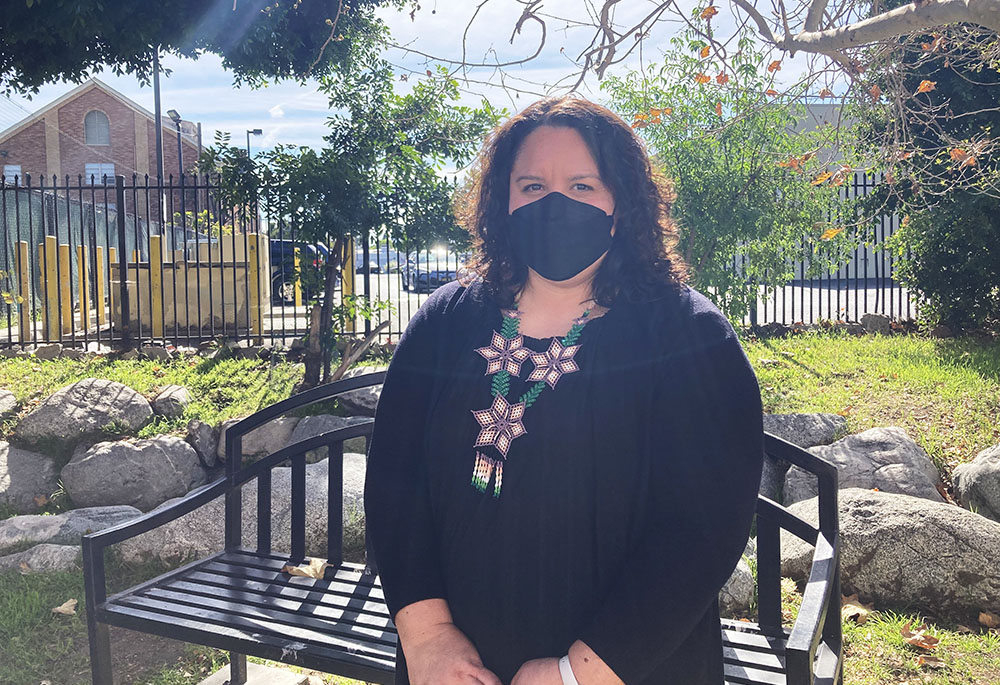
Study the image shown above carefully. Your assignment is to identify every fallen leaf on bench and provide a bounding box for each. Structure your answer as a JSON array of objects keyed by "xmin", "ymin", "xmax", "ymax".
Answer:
[
  {"xmin": 51, "ymin": 599, "xmax": 77, "ymax": 616},
  {"xmin": 901, "ymin": 622, "xmax": 940, "ymax": 650},
  {"xmin": 914, "ymin": 654, "xmax": 945, "ymax": 668},
  {"xmin": 282, "ymin": 558, "xmax": 329, "ymax": 579},
  {"xmin": 979, "ymin": 611, "xmax": 1000, "ymax": 629},
  {"xmin": 841, "ymin": 594, "xmax": 872, "ymax": 624}
]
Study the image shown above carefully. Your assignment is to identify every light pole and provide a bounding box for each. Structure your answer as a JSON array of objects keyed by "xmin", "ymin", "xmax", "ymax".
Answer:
[
  {"xmin": 166, "ymin": 109, "xmax": 183, "ymax": 178},
  {"xmin": 246, "ymin": 128, "xmax": 263, "ymax": 157}
]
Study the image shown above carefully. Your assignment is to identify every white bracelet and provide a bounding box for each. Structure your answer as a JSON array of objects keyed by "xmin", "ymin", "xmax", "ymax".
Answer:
[{"xmin": 558, "ymin": 654, "xmax": 581, "ymax": 685}]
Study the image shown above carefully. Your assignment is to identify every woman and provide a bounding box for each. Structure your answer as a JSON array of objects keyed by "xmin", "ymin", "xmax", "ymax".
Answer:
[{"xmin": 364, "ymin": 96, "xmax": 763, "ymax": 685}]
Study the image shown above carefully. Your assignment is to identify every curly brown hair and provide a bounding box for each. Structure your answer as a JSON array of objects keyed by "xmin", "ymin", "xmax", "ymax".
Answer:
[{"xmin": 456, "ymin": 94, "xmax": 687, "ymax": 308}]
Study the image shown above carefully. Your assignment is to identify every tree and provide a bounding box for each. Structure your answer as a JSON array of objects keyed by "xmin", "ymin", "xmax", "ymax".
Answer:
[
  {"xmin": 0, "ymin": 0, "xmax": 405, "ymax": 96},
  {"xmin": 200, "ymin": 33, "xmax": 501, "ymax": 387},
  {"xmin": 601, "ymin": 26, "xmax": 853, "ymax": 322}
]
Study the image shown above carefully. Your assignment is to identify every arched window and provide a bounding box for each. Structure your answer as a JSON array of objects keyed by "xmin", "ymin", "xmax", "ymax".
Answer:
[{"xmin": 84, "ymin": 110, "xmax": 110, "ymax": 145}]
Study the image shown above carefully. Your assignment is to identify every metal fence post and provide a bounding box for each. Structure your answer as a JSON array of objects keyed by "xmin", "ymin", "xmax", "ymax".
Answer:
[{"xmin": 116, "ymin": 176, "xmax": 131, "ymax": 349}]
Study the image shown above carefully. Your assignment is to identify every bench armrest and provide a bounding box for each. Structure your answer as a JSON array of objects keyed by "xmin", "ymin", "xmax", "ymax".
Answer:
[
  {"xmin": 82, "ymin": 476, "xmax": 230, "ymax": 551},
  {"xmin": 784, "ymin": 532, "xmax": 840, "ymax": 679}
]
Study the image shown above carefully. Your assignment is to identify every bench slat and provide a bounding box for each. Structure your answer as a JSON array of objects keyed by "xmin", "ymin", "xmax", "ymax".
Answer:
[
  {"xmin": 113, "ymin": 593, "xmax": 396, "ymax": 660},
  {"xmin": 148, "ymin": 581, "xmax": 394, "ymax": 637},
  {"xmin": 723, "ymin": 661, "xmax": 788, "ymax": 685},
  {"xmin": 197, "ymin": 560, "xmax": 386, "ymax": 602},
  {"xmin": 98, "ymin": 603, "xmax": 395, "ymax": 682},
  {"xmin": 220, "ymin": 550, "xmax": 382, "ymax": 588}
]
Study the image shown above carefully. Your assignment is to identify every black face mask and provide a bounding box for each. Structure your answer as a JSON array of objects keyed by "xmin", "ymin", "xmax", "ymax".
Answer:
[{"xmin": 508, "ymin": 191, "xmax": 614, "ymax": 282}]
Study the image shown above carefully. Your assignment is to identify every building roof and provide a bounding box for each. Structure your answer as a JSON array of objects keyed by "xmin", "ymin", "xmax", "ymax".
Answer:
[{"xmin": 0, "ymin": 77, "xmax": 198, "ymax": 146}]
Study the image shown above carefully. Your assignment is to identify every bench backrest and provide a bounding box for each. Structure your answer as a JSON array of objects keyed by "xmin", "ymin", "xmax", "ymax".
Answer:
[{"xmin": 222, "ymin": 371, "xmax": 387, "ymax": 567}]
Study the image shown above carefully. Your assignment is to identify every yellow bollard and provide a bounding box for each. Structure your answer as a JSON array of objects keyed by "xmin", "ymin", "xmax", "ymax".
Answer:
[
  {"xmin": 96, "ymin": 246, "xmax": 106, "ymax": 326},
  {"xmin": 39, "ymin": 237, "xmax": 59, "ymax": 340},
  {"xmin": 149, "ymin": 236, "xmax": 163, "ymax": 338},
  {"xmin": 77, "ymin": 246, "xmax": 89, "ymax": 331},
  {"xmin": 293, "ymin": 246, "xmax": 302, "ymax": 308},
  {"xmin": 248, "ymin": 234, "xmax": 262, "ymax": 341},
  {"xmin": 59, "ymin": 244, "xmax": 72, "ymax": 335},
  {"xmin": 342, "ymin": 238, "xmax": 355, "ymax": 333},
  {"xmin": 17, "ymin": 241, "xmax": 30, "ymax": 343},
  {"xmin": 108, "ymin": 247, "xmax": 116, "ymax": 326}
]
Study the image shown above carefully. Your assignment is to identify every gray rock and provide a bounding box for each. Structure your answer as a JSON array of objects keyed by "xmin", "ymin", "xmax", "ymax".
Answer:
[
  {"xmin": 61, "ymin": 349, "xmax": 86, "ymax": 361},
  {"xmin": 785, "ymin": 427, "xmax": 943, "ymax": 506},
  {"xmin": 0, "ymin": 441, "xmax": 59, "ymax": 514},
  {"xmin": 0, "ymin": 505, "xmax": 140, "ymax": 554},
  {"xmin": 61, "ymin": 436, "xmax": 207, "ymax": 511},
  {"xmin": 186, "ymin": 419, "xmax": 219, "ymax": 468},
  {"xmin": 140, "ymin": 345, "xmax": 173, "ymax": 361},
  {"xmin": 763, "ymin": 413, "xmax": 847, "ymax": 449},
  {"xmin": 85, "ymin": 342, "xmax": 113, "ymax": 356},
  {"xmin": 953, "ymin": 444, "xmax": 1000, "ymax": 523},
  {"xmin": 760, "ymin": 413, "xmax": 847, "ymax": 502},
  {"xmin": 289, "ymin": 414, "xmax": 371, "ymax": 460},
  {"xmin": 33, "ymin": 343, "xmax": 63, "ymax": 360},
  {"xmin": 152, "ymin": 385, "xmax": 192, "ymax": 418},
  {"xmin": 15, "ymin": 378, "xmax": 153, "ymax": 445},
  {"xmin": 338, "ymin": 366, "xmax": 387, "ymax": 417},
  {"xmin": 861, "ymin": 313, "xmax": 892, "ymax": 335},
  {"xmin": 781, "ymin": 488, "xmax": 1000, "ymax": 618},
  {"xmin": 217, "ymin": 416, "xmax": 301, "ymax": 461},
  {"xmin": 118, "ymin": 454, "xmax": 367, "ymax": 565},
  {"xmin": 120, "ymin": 349, "xmax": 139, "ymax": 360},
  {"xmin": 0, "ymin": 543, "xmax": 80, "ymax": 573},
  {"xmin": 0, "ymin": 348, "xmax": 27, "ymax": 358},
  {"xmin": 0, "ymin": 389, "xmax": 16, "ymax": 417},
  {"xmin": 719, "ymin": 538, "xmax": 756, "ymax": 617}
]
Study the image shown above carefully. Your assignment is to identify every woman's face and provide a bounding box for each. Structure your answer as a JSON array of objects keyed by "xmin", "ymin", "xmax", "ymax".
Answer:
[{"xmin": 508, "ymin": 125, "xmax": 616, "ymax": 236}]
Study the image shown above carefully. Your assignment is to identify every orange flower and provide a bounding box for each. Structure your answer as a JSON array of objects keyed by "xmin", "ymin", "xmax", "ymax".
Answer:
[{"xmin": 694, "ymin": 73, "xmax": 711, "ymax": 84}]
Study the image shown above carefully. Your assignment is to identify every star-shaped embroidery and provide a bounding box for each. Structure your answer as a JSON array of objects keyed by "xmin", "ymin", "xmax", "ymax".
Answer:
[
  {"xmin": 471, "ymin": 393, "xmax": 527, "ymax": 458},
  {"xmin": 475, "ymin": 331, "xmax": 533, "ymax": 376},
  {"xmin": 527, "ymin": 339, "xmax": 582, "ymax": 389}
]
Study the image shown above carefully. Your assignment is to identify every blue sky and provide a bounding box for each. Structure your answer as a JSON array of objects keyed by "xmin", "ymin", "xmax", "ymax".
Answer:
[{"xmin": 1, "ymin": 1, "xmax": 813, "ymax": 176}]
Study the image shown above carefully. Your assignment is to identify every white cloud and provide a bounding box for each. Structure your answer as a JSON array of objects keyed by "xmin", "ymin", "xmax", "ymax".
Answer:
[{"xmin": 269, "ymin": 104, "xmax": 285, "ymax": 119}]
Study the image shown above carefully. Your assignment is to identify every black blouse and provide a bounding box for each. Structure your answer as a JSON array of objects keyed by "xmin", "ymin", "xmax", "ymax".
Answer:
[{"xmin": 364, "ymin": 278, "xmax": 763, "ymax": 684}]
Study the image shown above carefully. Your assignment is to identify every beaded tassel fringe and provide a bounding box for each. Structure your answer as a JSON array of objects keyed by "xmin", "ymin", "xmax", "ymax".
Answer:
[{"xmin": 471, "ymin": 451, "xmax": 503, "ymax": 498}]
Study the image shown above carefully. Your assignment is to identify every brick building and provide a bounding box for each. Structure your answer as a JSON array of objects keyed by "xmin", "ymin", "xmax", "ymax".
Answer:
[{"xmin": 0, "ymin": 78, "xmax": 201, "ymax": 187}]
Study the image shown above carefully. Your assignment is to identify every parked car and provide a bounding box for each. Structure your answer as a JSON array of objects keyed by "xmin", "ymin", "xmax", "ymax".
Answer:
[
  {"xmin": 269, "ymin": 239, "xmax": 334, "ymax": 305},
  {"xmin": 402, "ymin": 253, "xmax": 465, "ymax": 293},
  {"xmin": 355, "ymin": 258, "xmax": 381, "ymax": 274}
]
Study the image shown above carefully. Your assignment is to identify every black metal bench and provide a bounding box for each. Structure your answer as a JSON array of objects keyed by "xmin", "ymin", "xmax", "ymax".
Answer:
[{"xmin": 83, "ymin": 373, "xmax": 843, "ymax": 684}]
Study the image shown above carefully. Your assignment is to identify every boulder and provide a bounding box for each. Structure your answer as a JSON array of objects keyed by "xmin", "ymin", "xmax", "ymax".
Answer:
[
  {"xmin": 33, "ymin": 343, "xmax": 63, "ymax": 360},
  {"xmin": 781, "ymin": 488, "xmax": 1000, "ymax": 618},
  {"xmin": 763, "ymin": 413, "xmax": 847, "ymax": 449},
  {"xmin": 953, "ymin": 444, "xmax": 1000, "ymax": 523},
  {"xmin": 152, "ymin": 385, "xmax": 192, "ymax": 418},
  {"xmin": 216, "ymin": 416, "xmax": 301, "ymax": 462},
  {"xmin": 61, "ymin": 436, "xmax": 207, "ymax": 511},
  {"xmin": 15, "ymin": 378, "xmax": 153, "ymax": 446},
  {"xmin": 0, "ymin": 543, "xmax": 80, "ymax": 573},
  {"xmin": 719, "ymin": 538, "xmax": 756, "ymax": 617},
  {"xmin": 784, "ymin": 427, "xmax": 943, "ymax": 506},
  {"xmin": 337, "ymin": 366, "xmax": 387, "ymax": 417},
  {"xmin": 186, "ymin": 419, "xmax": 219, "ymax": 468},
  {"xmin": 0, "ymin": 505, "xmax": 140, "ymax": 554},
  {"xmin": 761, "ymin": 413, "xmax": 848, "ymax": 502},
  {"xmin": 861, "ymin": 313, "xmax": 892, "ymax": 335},
  {"xmin": 140, "ymin": 345, "xmax": 172, "ymax": 361},
  {"xmin": 289, "ymin": 414, "xmax": 371, "ymax": 460},
  {"xmin": 0, "ymin": 389, "xmax": 17, "ymax": 417},
  {"xmin": 118, "ymin": 453, "xmax": 367, "ymax": 565},
  {"xmin": 0, "ymin": 441, "xmax": 59, "ymax": 514}
]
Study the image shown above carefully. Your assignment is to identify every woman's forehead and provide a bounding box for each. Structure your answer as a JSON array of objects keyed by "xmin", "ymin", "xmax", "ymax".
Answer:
[{"xmin": 510, "ymin": 126, "xmax": 600, "ymax": 175}]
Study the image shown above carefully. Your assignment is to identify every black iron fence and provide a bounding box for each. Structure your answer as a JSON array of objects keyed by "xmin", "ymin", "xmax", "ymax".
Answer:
[{"xmin": 0, "ymin": 171, "xmax": 917, "ymax": 351}]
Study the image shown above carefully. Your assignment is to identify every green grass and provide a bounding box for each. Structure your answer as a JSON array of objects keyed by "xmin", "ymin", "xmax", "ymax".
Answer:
[{"xmin": 742, "ymin": 331, "xmax": 1000, "ymax": 480}]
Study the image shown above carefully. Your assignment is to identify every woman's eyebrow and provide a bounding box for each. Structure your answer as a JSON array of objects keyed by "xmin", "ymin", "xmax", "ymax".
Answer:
[{"xmin": 512, "ymin": 173, "xmax": 601, "ymax": 183}]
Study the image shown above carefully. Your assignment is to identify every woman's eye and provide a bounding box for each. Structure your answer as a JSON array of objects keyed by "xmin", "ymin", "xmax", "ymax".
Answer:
[
  {"xmin": 523, "ymin": 183, "xmax": 543, "ymax": 192},
  {"xmin": 573, "ymin": 183, "xmax": 593, "ymax": 191}
]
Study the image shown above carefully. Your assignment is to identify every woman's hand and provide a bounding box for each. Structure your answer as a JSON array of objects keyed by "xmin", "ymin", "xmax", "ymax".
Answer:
[
  {"xmin": 402, "ymin": 620, "xmax": 503, "ymax": 685},
  {"xmin": 510, "ymin": 657, "xmax": 561, "ymax": 685}
]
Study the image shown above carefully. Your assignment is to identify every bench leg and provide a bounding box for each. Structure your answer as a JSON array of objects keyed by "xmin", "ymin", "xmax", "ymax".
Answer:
[
  {"xmin": 88, "ymin": 622, "xmax": 113, "ymax": 685},
  {"xmin": 230, "ymin": 652, "xmax": 247, "ymax": 684}
]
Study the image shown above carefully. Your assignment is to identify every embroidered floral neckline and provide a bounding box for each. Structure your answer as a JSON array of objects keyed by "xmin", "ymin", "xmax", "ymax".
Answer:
[{"xmin": 468, "ymin": 306, "xmax": 592, "ymax": 498}]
